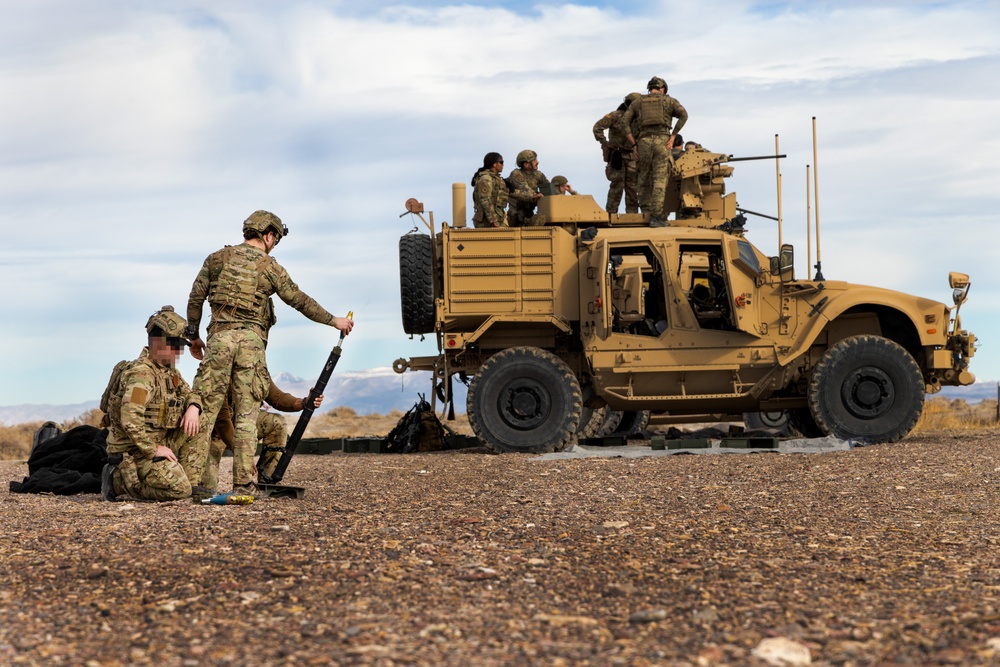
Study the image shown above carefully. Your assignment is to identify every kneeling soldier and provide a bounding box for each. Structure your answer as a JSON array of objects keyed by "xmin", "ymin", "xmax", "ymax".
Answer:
[{"xmin": 101, "ymin": 306, "xmax": 195, "ymax": 501}]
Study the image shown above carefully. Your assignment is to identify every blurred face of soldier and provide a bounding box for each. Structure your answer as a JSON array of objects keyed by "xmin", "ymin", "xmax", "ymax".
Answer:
[
  {"xmin": 149, "ymin": 335, "xmax": 185, "ymax": 366},
  {"xmin": 522, "ymin": 158, "xmax": 538, "ymax": 173},
  {"xmin": 557, "ymin": 183, "xmax": 572, "ymax": 194},
  {"xmin": 649, "ymin": 86, "xmax": 665, "ymax": 96},
  {"xmin": 491, "ymin": 157, "xmax": 504, "ymax": 174}
]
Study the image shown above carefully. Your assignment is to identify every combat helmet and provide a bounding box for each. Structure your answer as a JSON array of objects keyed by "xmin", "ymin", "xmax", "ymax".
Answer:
[
  {"xmin": 624, "ymin": 92, "xmax": 641, "ymax": 106},
  {"xmin": 243, "ymin": 210, "xmax": 289, "ymax": 242},
  {"xmin": 145, "ymin": 305, "xmax": 190, "ymax": 346},
  {"xmin": 551, "ymin": 175, "xmax": 569, "ymax": 187},
  {"xmin": 647, "ymin": 76, "xmax": 667, "ymax": 91},
  {"xmin": 516, "ymin": 150, "xmax": 537, "ymax": 167}
]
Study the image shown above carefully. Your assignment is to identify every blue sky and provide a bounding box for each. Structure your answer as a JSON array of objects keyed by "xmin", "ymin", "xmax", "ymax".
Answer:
[{"xmin": 3, "ymin": 0, "xmax": 999, "ymax": 405}]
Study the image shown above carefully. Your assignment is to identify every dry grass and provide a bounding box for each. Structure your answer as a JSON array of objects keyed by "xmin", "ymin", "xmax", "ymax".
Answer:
[
  {"xmin": 1, "ymin": 398, "xmax": 993, "ymax": 461},
  {"xmin": 0, "ymin": 406, "xmax": 473, "ymax": 461},
  {"xmin": 913, "ymin": 397, "xmax": 1000, "ymax": 432}
]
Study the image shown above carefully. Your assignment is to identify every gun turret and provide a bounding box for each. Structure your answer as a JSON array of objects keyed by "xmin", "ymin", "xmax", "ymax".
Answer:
[{"xmin": 664, "ymin": 149, "xmax": 785, "ymax": 231}]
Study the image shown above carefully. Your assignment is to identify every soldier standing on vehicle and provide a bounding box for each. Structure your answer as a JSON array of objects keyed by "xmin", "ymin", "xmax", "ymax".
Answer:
[
  {"xmin": 101, "ymin": 306, "xmax": 196, "ymax": 502},
  {"xmin": 593, "ymin": 92, "xmax": 641, "ymax": 213},
  {"xmin": 507, "ymin": 149, "xmax": 550, "ymax": 227},
  {"xmin": 620, "ymin": 76, "xmax": 688, "ymax": 226},
  {"xmin": 471, "ymin": 152, "xmax": 508, "ymax": 228},
  {"xmin": 177, "ymin": 210, "xmax": 353, "ymax": 496}
]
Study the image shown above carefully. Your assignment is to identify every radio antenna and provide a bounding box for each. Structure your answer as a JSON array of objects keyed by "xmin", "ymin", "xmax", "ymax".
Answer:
[
  {"xmin": 812, "ymin": 117, "xmax": 824, "ymax": 280},
  {"xmin": 775, "ymin": 134, "xmax": 783, "ymax": 249}
]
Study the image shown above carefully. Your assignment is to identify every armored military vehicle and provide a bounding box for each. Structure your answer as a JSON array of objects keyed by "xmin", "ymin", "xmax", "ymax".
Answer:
[{"xmin": 394, "ymin": 146, "xmax": 976, "ymax": 453}]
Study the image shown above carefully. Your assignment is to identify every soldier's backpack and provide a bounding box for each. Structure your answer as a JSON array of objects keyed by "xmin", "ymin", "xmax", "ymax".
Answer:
[
  {"xmin": 385, "ymin": 396, "xmax": 446, "ymax": 454},
  {"xmin": 98, "ymin": 359, "xmax": 132, "ymax": 428}
]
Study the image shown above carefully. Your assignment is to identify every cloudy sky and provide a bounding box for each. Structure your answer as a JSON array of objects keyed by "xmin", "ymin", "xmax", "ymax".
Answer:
[{"xmin": 3, "ymin": 0, "xmax": 999, "ymax": 406}]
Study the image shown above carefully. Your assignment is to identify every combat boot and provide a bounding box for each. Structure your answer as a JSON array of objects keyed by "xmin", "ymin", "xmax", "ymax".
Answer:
[
  {"xmin": 100, "ymin": 463, "xmax": 116, "ymax": 501},
  {"xmin": 100, "ymin": 454, "xmax": 122, "ymax": 502},
  {"xmin": 190, "ymin": 485, "xmax": 216, "ymax": 501},
  {"xmin": 232, "ymin": 482, "xmax": 263, "ymax": 498}
]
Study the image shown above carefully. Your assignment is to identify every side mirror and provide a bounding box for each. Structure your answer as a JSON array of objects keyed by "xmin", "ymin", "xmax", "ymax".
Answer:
[
  {"xmin": 770, "ymin": 244, "xmax": 795, "ymax": 281},
  {"xmin": 779, "ymin": 244, "xmax": 794, "ymax": 272}
]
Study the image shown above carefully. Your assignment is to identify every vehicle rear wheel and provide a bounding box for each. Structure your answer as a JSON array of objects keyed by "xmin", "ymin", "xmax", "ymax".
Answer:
[
  {"xmin": 788, "ymin": 408, "xmax": 823, "ymax": 438},
  {"xmin": 399, "ymin": 233, "xmax": 435, "ymax": 335},
  {"xmin": 807, "ymin": 334, "xmax": 924, "ymax": 443},
  {"xmin": 467, "ymin": 347, "xmax": 582, "ymax": 454},
  {"xmin": 577, "ymin": 405, "xmax": 607, "ymax": 438},
  {"xmin": 593, "ymin": 409, "xmax": 623, "ymax": 438},
  {"xmin": 614, "ymin": 410, "xmax": 651, "ymax": 438},
  {"xmin": 743, "ymin": 410, "xmax": 790, "ymax": 432}
]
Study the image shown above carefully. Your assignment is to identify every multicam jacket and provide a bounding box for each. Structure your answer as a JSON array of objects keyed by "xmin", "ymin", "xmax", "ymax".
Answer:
[
  {"xmin": 472, "ymin": 169, "xmax": 509, "ymax": 227},
  {"xmin": 593, "ymin": 109, "xmax": 630, "ymax": 154},
  {"xmin": 187, "ymin": 242, "xmax": 335, "ymax": 342},
  {"xmin": 105, "ymin": 348, "xmax": 191, "ymax": 459},
  {"xmin": 507, "ymin": 168, "xmax": 550, "ymax": 221}
]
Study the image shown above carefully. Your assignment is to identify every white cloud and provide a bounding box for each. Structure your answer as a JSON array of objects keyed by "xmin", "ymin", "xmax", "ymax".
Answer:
[{"xmin": 2, "ymin": 0, "xmax": 999, "ymax": 404}]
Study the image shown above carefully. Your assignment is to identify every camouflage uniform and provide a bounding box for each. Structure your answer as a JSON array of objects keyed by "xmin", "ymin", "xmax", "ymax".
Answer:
[
  {"xmin": 619, "ymin": 92, "xmax": 688, "ymax": 223},
  {"xmin": 471, "ymin": 169, "xmax": 509, "ymax": 228},
  {"xmin": 105, "ymin": 348, "xmax": 193, "ymax": 501},
  {"xmin": 201, "ymin": 382, "xmax": 302, "ymax": 489},
  {"xmin": 507, "ymin": 169, "xmax": 550, "ymax": 227},
  {"xmin": 181, "ymin": 236, "xmax": 338, "ymax": 489},
  {"xmin": 594, "ymin": 109, "xmax": 638, "ymax": 213}
]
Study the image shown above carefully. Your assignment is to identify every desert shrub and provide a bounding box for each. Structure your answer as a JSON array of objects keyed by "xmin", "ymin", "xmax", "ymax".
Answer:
[{"xmin": 913, "ymin": 397, "xmax": 999, "ymax": 432}]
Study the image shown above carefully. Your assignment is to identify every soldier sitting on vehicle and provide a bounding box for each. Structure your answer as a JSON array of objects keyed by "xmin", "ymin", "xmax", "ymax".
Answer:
[{"xmin": 507, "ymin": 150, "xmax": 550, "ymax": 227}]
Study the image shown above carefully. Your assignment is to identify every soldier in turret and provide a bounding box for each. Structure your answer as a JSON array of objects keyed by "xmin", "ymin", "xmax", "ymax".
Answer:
[
  {"xmin": 619, "ymin": 76, "xmax": 688, "ymax": 227},
  {"xmin": 471, "ymin": 152, "xmax": 508, "ymax": 228},
  {"xmin": 178, "ymin": 210, "xmax": 353, "ymax": 496},
  {"xmin": 507, "ymin": 150, "xmax": 550, "ymax": 227},
  {"xmin": 550, "ymin": 175, "xmax": 578, "ymax": 195},
  {"xmin": 593, "ymin": 92, "xmax": 641, "ymax": 213},
  {"xmin": 100, "ymin": 306, "xmax": 195, "ymax": 502}
]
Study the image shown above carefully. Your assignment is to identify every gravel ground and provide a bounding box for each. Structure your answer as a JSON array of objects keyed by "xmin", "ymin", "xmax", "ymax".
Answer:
[{"xmin": 2, "ymin": 428, "xmax": 1000, "ymax": 666}]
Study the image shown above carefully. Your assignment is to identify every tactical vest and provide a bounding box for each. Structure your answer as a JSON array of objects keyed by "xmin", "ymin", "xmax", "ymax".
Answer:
[
  {"xmin": 208, "ymin": 245, "xmax": 271, "ymax": 318},
  {"xmin": 104, "ymin": 358, "xmax": 186, "ymax": 434},
  {"xmin": 639, "ymin": 95, "xmax": 670, "ymax": 129}
]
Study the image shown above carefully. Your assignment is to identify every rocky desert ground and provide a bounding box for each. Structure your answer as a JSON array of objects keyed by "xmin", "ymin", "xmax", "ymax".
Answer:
[{"xmin": 3, "ymin": 428, "xmax": 1000, "ymax": 666}]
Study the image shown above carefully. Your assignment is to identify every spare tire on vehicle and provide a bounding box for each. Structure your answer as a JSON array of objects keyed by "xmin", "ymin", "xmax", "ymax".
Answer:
[{"xmin": 399, "ymin": 233, "xmax": 435, "ymax": 335}]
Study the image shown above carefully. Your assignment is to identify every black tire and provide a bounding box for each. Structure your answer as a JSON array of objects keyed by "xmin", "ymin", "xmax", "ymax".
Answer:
[
  {"xmin": 577, "ymin": 405, "xmax": 607, "ymax": 438},
  {"xmin": 788, "ymin": 408, "xmax": 823, "ymax": 438},
  {"xmin": 593, "ymin": 409, "xmax": 623, "ymax": 438},
  {"xmin": 807, "ymin": 335, "xmax": 924, "ymax": 443},
  {"xmin": 743, "ymin": 410, "xmax": 790, "ymax": 432},
  {"xmin": 399, "ymin": 233, "xmax": 435, "ymax": 335},
  {"xmin": 614, "ymin": 410, "xmax": 651, "ymax": 438},
  {"xmin": 467, "ymin": 347, "xmax": 582, "ymax": 454}
]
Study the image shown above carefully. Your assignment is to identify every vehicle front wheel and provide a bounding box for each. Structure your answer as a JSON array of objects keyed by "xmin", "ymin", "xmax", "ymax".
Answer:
[
  {"xmin": 807, "ymin": 335, "xmax": 924, "ymax": 443},
  {"xmin": 467, "ymin": 347, "xmax": 582, "ymax": 454}
]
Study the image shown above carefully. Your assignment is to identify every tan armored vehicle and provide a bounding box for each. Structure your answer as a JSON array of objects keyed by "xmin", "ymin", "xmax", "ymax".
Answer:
[{"xmin": 394, "ymin": 147, "xmax": 976, "ymax": 453}]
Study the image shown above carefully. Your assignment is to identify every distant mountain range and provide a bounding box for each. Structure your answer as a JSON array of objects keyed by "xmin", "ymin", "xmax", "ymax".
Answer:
[
  {"xmin": 0, "ymin": 369, "xmax": 992, "ymax": 426},
  {"xmin": 0, "ymin": 368, "xmax": 466, "ymax": 427}
]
